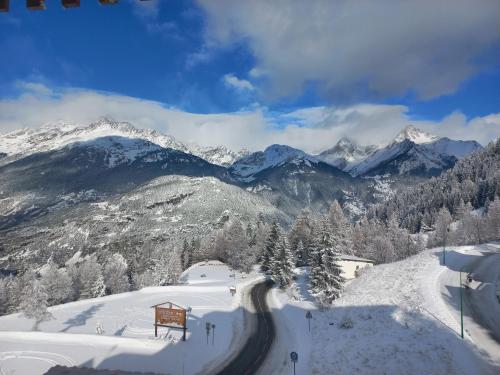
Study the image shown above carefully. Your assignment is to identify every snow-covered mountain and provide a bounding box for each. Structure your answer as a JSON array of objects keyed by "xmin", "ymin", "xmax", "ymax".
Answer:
[
  {"xmin": 349, "ymin": 126, "xmax": 482, "ymax": 177},
  {"xmin": 0, "ymin": 118, "xmax": 245, "ymax": 167},
  {"xmin": 189, "ymin": 145, "xmax": 249, "ymax": 167},
  {"xmin": 316, "ymin": 137, "xmax": 379, "ymax": 171},
  {"xmin": 392, "ymin": 125, "xmax": 440, "ymax": 144},
  {"xmin": 229, "ymin": 144, "xmax": 317, "ymax": 180},
  {"xmin": 227, "ymin": 144, "xmax": 369, "ymax": 217}
]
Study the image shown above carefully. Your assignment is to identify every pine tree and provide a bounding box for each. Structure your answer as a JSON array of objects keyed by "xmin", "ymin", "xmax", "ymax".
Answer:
[
  {"xmin": 181, "ymin": 239, "xmax": 189, "ymax": 270},
  {"xmin": 295, "ymin": 240, "xmax": 306, "ymax": 266},
  {"xmin": 261, "ymin": 222, "xmax": 280, "ymax": 274},
  {"xmin": 289, "ymin": 209, "xmax": 313, "ymax": 265},
  {"xmin": 328, "ymin": 201, "xmax": 353, "ymax": 255},
  {"xmin": 91, "ymin": 275, "xmax": 106, "ymax": 298},
  {"xmin": 310, "ymin": 224, "xmax": 345, "ymax": 305},
  {"xmin": 103, "ymin": 253, "xmax": 129, "ymax": 294},
  {"xmin": 486, "ymin": 197, "xmax": 500, "ymax": 240},
  {"xmin": 78, "ymin": 255, "xmax": 104, "ymax": 299},
  {"xmin": 271, "ymin": 235, "xmax": 295, "ymax": 288}
]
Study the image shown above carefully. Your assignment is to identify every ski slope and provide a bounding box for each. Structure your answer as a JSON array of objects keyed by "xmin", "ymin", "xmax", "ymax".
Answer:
[
  {"xmin": 265, "ymin": 244, "xmax": 500, "ymax": 375},
  {"xmin": 0, "ymin": 261, "xmax": 261, "ymax": 375}
]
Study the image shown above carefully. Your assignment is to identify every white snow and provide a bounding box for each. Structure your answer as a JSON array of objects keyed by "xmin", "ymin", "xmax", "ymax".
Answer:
[
  {"xmin": 393, "ymin": 125, "xmax": 440, "ymax": 145},
  {"xmin": 264, "ymin": 244, "xmax": 500, "ymax": 375},
  {"xmin": 0, "ymin": 261, "xmax": 262, "ymax": 375}
]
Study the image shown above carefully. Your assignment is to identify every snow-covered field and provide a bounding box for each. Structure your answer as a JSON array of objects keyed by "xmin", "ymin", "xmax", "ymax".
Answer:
[
  {"xmin": 266, "ymin": 244, "xmax": 500, "ymax": 375},
  {"xmin": 0, "ymin": 261, "xmax": 260, "ymax": 375}
]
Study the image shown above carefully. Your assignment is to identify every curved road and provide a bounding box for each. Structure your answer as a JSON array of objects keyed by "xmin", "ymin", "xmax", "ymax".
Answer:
[
  {"xmin": 216, "ymin": 280, "xmax": 275, "ymax": 375},
  {"xmin": 464, "ymin": 251, "xmax": 500, "ymax": 343}
]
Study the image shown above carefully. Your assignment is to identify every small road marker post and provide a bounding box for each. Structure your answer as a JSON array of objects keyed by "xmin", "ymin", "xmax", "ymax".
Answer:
[
  {"xmin": 290, "ymin": 351, "xmax": 298, "ymax": 375},
  {"xmin": 212, "ymin": 324, "xmax": 216, "ymax": 345},
  {"xmin": 305, "ymin": 311, "xmax": 312, "ymax": 332},
  {"xmin": 206, "ymin": 322, "xmax": 211, "ymax": 345}
]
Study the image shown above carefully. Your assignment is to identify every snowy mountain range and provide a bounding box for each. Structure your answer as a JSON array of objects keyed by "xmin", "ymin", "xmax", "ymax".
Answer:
[
  {"xmin": 0, "ymin": 118, "xmax": 246, "ymax": 168},
  {"xmin": 348, "ymin": 126, "xmax": 482, "ymax": 177},
  {"xmin": 0, "ymin": 118, "xmax": 486, "ymax": 271},
  {"xmin": 315, "ymin": 125, "xmax": 482, "ymax": 177}
]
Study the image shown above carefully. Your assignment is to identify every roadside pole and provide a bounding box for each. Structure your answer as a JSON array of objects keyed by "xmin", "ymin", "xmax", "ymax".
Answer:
[
  {"xmin": 206, "ymin": 322, "xmax": 211, "ymax": 345},
  {"xmin": 305, "ymin": 311, "xmax": 312, "ymax": 332},
  {"xmin": 290, "ymin": 352, "xmax": 298, "ymax": 375},
  {"xmin": 212, "ymin": 324, "xmax": 216, "ymax": 345},
  {"xmin": 460, "ymin": 271, "xmax": 464, "ymax": 339}
]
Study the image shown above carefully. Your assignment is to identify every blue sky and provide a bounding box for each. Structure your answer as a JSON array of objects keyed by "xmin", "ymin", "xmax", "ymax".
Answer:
[{"xmin": 0, "ymin": 0, "xmax": 499, "ymax": 151}]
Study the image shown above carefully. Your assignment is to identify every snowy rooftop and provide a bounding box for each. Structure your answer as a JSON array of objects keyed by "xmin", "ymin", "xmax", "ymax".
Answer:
[{"xmin": 338, "ymin": 254, "xmax": 375, "ymax": 263}]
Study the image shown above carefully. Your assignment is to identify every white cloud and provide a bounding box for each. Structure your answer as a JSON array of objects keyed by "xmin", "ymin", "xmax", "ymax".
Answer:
[
  {"xmin": 0, "ymin": 84, "xmax": 498, "ymax": 154},
  {"xmin": 198, "ymin": 0, "xmax": 500, "ymax": 101},
  {"xmin": 223, "ymin": 74, "xmax": 254, "ymax": 91}
]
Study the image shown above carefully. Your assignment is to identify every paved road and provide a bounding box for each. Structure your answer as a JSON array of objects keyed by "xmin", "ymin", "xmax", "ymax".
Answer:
[
  {"xmin": 216, "ymin": 280, "xmax": 275, "ymax": 375},
  {"xmin": 464, "ymin": 251, "xmax": 500, "ymax": 343}
]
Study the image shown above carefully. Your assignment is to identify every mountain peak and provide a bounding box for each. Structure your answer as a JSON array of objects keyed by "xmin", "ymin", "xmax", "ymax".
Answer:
[{"xmin": 394, "ymin": 125, "xmax": 439, "ymax": 145}]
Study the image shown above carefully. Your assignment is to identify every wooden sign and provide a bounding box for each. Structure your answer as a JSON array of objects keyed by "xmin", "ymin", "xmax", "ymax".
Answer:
[
  {"xmin": 152, "ymin": 301, "xmax": 188, "ymax": 341},
  {"xmin": 156, "ymin": 306, "xmax": 186, "ymax": 327}
]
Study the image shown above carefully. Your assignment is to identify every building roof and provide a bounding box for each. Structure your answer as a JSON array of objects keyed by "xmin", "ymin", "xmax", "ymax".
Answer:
[{"xmin": 338, "ymin": 255, "xmax": 375, "ymax": 263}]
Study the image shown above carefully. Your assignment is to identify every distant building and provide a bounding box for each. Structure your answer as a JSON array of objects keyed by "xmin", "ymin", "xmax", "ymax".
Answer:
[{"xmin": 337, "ymin": 255, "xmax": 374, "ymax": 279}]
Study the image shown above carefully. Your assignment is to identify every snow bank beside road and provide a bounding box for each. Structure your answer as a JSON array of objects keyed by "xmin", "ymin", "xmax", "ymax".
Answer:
[{"xmin": 268, "ymin": 246, "xmax": 499, "ymax": 375}]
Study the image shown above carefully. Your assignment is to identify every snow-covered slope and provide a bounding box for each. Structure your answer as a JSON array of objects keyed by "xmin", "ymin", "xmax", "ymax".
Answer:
[
  {"xmin": 266, "ymin": 245, "xmax": 500, "ymax": 375},
  {"xmin": 0, "ymin": 175, "xmax": 288, "ymax": 270},
  {"xmin": 0, "ymin": 118, "xmax": 244, "ymax": 167},
  {"xmin": 0, "ymin": 261, "xmax": 263, "ymax": 375},
  {"xmin": 316, "ymin": 137, "xmax": 378, "ymax": 171},
  {"xmin": 189, "ymin": 145, "xmax": 249, "ymax": 167}
]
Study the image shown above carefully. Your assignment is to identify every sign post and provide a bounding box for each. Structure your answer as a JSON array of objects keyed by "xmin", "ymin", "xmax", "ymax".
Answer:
[
  {"xmin": 460, "ymin": 271, "xmax": 464, "ymax": 339},
  {"xmin": 305, "ymin": 311, "xmax": 312, "ymax": 332},
  {"xmin": 212, "ymin": 324, "xmax": 216, "ymax": 345},
  {"xmin": 290, "ymin": 351, "xmax": 298, "ymax": 375},
  {"xmin": 206, "ymin": 322, "xmax": 211, "ymax": 345},
  {"xmin": 152, "ymin": 301, "xmax": 188, "ymax": 341}
]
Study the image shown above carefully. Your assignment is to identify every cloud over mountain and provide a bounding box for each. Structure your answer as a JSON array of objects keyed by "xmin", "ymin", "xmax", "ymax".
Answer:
[
  {"xmin": 198, "ymin": 0, "xmax": 500, "ymax": 101},
  {"xmin": 1, "ymin": 83, "xmax": 499, "ymax": 153}
]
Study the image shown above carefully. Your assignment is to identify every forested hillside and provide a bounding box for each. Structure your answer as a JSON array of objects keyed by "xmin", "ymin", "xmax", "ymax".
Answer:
[{"xmin": 369, "ymin": 139, "xmax": 500, "ymax": 233}]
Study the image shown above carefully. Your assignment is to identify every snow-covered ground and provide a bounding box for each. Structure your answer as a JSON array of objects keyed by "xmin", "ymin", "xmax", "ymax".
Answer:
[
  {"xmin": 265, "ymin": 244, "xmax": 500, "ymax": 375},
  {"xmin": 0, "ymin": 261, "xmax": 261, "ymax": 375}
]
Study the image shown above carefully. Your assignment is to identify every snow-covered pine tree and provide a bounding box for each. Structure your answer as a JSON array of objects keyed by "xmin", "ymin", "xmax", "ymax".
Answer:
[
  {"xmin": 224, "ymin": 219, "xmax": 254, "ymax": 272},
  {"xmin": 432, "ymin": 207, "xmax": 453, "ymax": 248},
  {"xmin": 261, "ymin": 221, "xmax": 280, "ymax": 274},
  {"xmin": 91, "ymin": 275, "xmax": 106, "ymax": 298},
  {"xmin": 181, "ymin": 239, "xmax": 189, "ymax": 270},
  {"xmin": 78, "ymin": 255, "xmax": 105, "ymax": 299},
  {"xmin": 310, "ymin": 220, "xmax": 345, "ymax": 305},
  {"xmin": 20, "ymin": 278, "xmax": 53, "ymax": 330},
  {"xmin": 103, "ymin": 253, "xmax": 130, "ymax": 294},
  {"xmin": 289, "ymin": 209, "xmax": 313, "ymax": 266},
  {"xmin": 271, "ymin": 235, "xmax": 295, "ymax": 288},
  {"xmin": 328, "ymin": 200, "xmax": 353, "ymax": 255},
  {"xmin": 486, "ymin": 197, "xmax": 500, "ymax": 241},
  {"xmin": 40, "ymin": 260, "xmax": 73, "ymax": 305},
  {"xmin": 151, "ymin": 247, "xmax": 182, "ymax": 286},
  {"xmin": 295, "ymin": 240, "xmax": 306, "ymax": 266}
]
